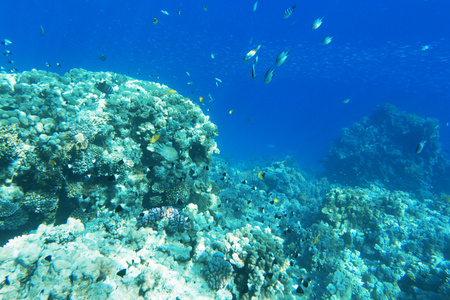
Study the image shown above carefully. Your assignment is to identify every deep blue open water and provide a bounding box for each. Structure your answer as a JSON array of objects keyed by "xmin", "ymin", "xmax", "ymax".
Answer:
[{"xmin": 2, "ymin": 0, "xmax": 449, "ymax": 167}]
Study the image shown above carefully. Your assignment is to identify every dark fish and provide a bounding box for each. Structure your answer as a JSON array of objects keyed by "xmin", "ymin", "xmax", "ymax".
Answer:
[
  {"xmin": 96, "ymin": 81, "xmax": 113, "ymax": 94},
  {"xmin": 116, "ymin": 269, "xmax": 126, "ymax": 278},
  {"xmin": 98, "ymin": 54, "xmax": 106, "ymax": 61},
  {"xmin": 115, "ymin": 205, "xmax": 123, "ymax": 212},
  {"xmin": 283, "ymin": 4, "xmax": 296, "ymax": 19},
  {"xmin": 40, "ymin": 25, "xmax": 45, "ymax": 36},
  {"xmin": 44, "ymin": 255, "xmax": 52, "ymax": 262},
  {"xmin": 1, "ymin": 106, "xmax": 16, "ymax": 111},
  {"xmin": 2, "ymin": 50, "xmax": 11, "ymax": 56}
]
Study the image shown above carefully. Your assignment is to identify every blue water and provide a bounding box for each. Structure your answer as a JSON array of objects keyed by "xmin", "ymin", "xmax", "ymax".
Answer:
[{"xmin": 2, "ymin": 0, "xmax": 450, "ymax": 168}]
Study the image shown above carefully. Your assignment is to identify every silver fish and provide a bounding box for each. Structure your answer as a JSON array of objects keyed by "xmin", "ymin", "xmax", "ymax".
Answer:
[
  {"xmin": 322, "ymin": 36, "xmax": 333, "ymax": 45},
  {"xmin": 251, "ymin": 56, "xmax": 258, "ymax": 79},
  {"xmin": 416, "ymin": 140, "xmax": 427, "ymax": 153},
  {"xmin": 312, "ymin": 17, "xmax": 323, "ymax": 29},
  {"xmin": 264, "ymin": 67, "xmax": 276, "ymax": 83},
  {"xmin": 244, "ymin": 44, "xmax": 261, "ymax": 62},
  {"xmin": 253, "ymin": 1, "xmax": 258, "ymax": 12},
  {"xmin": 283, "ymin": 4, "xmax": 296, "ymax": 19},
  {"xmin": 275, "ymin": 48, "xmax": 291, "ymax": 66}
]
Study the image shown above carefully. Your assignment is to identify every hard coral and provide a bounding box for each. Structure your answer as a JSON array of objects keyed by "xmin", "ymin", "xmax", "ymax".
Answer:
[
  {"xmin": 202, "ymin": 252, "xmax": 233, "ymax": 290},
  {"xmin": 136, "ymin": 206, "xmax": 190, "ymax": 233}
]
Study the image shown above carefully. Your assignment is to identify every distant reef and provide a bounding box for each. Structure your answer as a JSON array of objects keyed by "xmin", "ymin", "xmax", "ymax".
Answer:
[{"xmin": 324, "ymin": 103, "xmax": 450, "ymax": 194}]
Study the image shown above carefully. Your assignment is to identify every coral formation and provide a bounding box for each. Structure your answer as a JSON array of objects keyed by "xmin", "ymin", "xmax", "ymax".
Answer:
[
  {"xmin": 324, "ymin": 103, "xmax": 449, "ymax": 192},
  {"xmin": 0, "ymin": 68, "xmax": 219, "ymax": 233},
  {"xmin": 203, "ymin": 252, "xmax": 233, "ymax": 290},
  {"xmin": 136, "ymin": 206, "xmax": 190, "ymax": 234}
]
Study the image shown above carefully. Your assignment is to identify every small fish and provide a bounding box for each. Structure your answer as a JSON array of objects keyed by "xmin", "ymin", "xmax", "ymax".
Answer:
[
  {"xmin": 264, "ymin": 67, "xmax": 276, "ymax": 83},
  {"xmin": 3, "ymin": 50, "xmax": 11, "ymax": 56},
  {"xmin": 244, "ymin": 44, "xmax": 261, "ymax": 62},
  {"xmin": 273, "ymin": 198, "xmax": 279, "ymax": 203},
  {"xmin": 45, "ymin": 62, "xmax": 51, "ymax": 67},
  {"xmin": 186, "ymin": 71, "xmax": 190, "ymax": 76},
  {"xmin": 343, "ymin": 98, "xmax": 350, "ymax": 104},
  {"xmin": 40, "ymin": 25, "xmax": 45, "ymax": 36},
  {"xmin": 242, "ymin": 180, "xmax": 248, "ymax": 184},
  {"xmin": 161, "ymin": 10, "xmax": 169, "ymax": 16},
  {"xmin": 275, "ymin": 48, "xmax": 291, "ymax": 66},
  {"xmin": 187, "ymin": 81, "xmax": 194, "ymax": 85},
  {"xmin": 283, "ymin": 4, "xmax": 296, "ymax": 19},
  {"xmin": 215, "ymin": 78, "xmax": 222, "ymax": 83},
  {"xmin": 421, "ymin": 45, "xmax": 430, "ymax": 51},
  {"xmin": 229, "ymin": 109, "xmax": 233, "ymax": 114},
  {"xmin": 168, "ymin": 89, "xmax": 176, "ymax": 94},
  {"xmin": 150, "ymin": 134, "xmax": 161, "ymax": 143},
  {"xmin": 416, "ymin": 140, "xmax": 427, "ymax": 154},
  {"xmin": 253, "ymin": 1, "xmax": 258, "ymax": 12},
  {"xmin": 208, "ymin": 93, "xmax": 214, "ymax": 102},
  {"xmin": 56, "ymin": 63, "xmax": 61, "ymax": 67},
  {"xmin": 0, "ymin": 39, "xmax": 12, "ymax": 45},
  {"xmin": 98, "ymin": 54, "xmax": 106, "ymax": 61},
  {"xmin": 258, "ymin": 171, "xmax": 265, "ymax": 180},
  {"xmin": 199, "ymin": 96, "xmax": 204, "ymax": 102},
  {"xmin": 153, "ymin": 18, "xmax": 158, "ymax": 24},
  {"xmin": 7, "ymin": 60, "xmax": 13, "ymax": 64},
  {"xmin": 251, "ymin": 55, "xmax": 258, "ymax": 79},
  {"xmin": 312, "ymin": 17, "xmax": 323, "ymax": 29},
  {"xmin": 211, "ymin": 53, "xmax": 215, "ymax": 59},
  {"xmin": 216, "ymin": 82, "xmax": 219, "ymax": 87},
  {"xmin": 116, "ymin": 269, "xmax": 127, "ymax": 278},
  {"xmin": 204, "ymin": 5, "xmax": 207, "ymax": 11},
  {"xmin": 313, "ymin": 233, "xmax": 322, "ymax": 244},
  {"xmin": 96, "ymin": 81, "xmax": 114, "ymax": 94},
  {"xmin": 177, "ymin": 8, "xmax": 181, "ymax": 15},
  {"xmin": 289, "ymin": 17, "xmax": 299, "ymax": 28},
  {"xmin": 322, "ymin": 36, "xmax": 333, "ymax": 45}
]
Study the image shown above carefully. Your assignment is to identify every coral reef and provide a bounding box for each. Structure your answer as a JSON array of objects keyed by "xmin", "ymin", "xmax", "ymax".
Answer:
[
  {"xmin": 324, "ymin": 103, "xmax": 449, "ymax": 192},
  {"xmin": 0, "ymin": 68, "xmax": 219, "ymax": 234}
]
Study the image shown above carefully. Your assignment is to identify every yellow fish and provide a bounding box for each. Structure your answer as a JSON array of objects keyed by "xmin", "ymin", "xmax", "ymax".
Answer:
[
  {"xmin": 273, "ymin": 198, "xmax": 279, "ymax": 203},
  {"xmin": 258, "ymin": 171, "xmax": 265, "ymax": 180},
  {"xmin": 313, "ymin": 233, "xmax": 322, "ymax": 244},
  {"xmin": 150, "ymin": 134, "xmax": 161, "ymax": 143},
  {"xmin": 229, "ymin": 109, "xmax": 233, "ymax": 114},
  {"xmin": 168, "ymin": 89, "xmax": 176, "ymax": 94},
  {"xmin": 199, "ymin": 96, "xmax": 204, "ymax": 103}
]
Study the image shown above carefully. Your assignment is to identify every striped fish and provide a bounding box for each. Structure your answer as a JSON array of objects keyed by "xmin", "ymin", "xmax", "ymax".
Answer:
[
  {"xmin": 283, "ymin": 4, "xmax": 296, "ymax": 19},
  {"xmin": 96, "ymin": 81, "xmax": 114, "ymax": 95}
]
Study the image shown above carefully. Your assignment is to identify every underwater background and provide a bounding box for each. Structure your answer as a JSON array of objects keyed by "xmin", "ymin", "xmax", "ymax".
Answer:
[
  {"xmin": 2, "ymin": 0, "xmax": 450, "ymax": 166},
  {"xmin": 1, "ymin": 0, "xmax": 450, "ymax": 299}
]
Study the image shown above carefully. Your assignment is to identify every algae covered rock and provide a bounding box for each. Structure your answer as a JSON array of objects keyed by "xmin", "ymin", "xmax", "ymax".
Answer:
[
  {"xmin": 324, "ymin": 103, "xmax": 449, "ymax": 192},
  {"xmin": 0, "ymin": 68, "xmax": 219, "ymax": 232}
]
